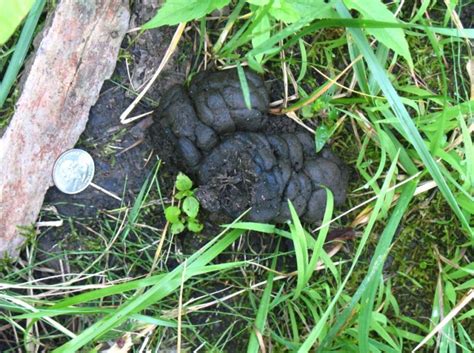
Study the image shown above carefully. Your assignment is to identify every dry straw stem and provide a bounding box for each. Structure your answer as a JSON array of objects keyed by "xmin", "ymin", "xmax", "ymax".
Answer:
[
  {"xmin": 278, "ymin": 55, "xmax": 362, "ymax": 114},
  {"xmin": 90, "ymin": 182, "xmax": 122, "ymax": 201},
  {"xmin": 443, "ymin": 0, "xmax": 473, "ymax": 54},
  {"xmin": 310, "ymin": 64, "xmax": 380, "ymax": 99},
  {"xmin": 119, "ymin": 23, "xmax": 187, "ymax": 124},
  {"xmin": 0, "ymin": 294, "xmax": 76, "ymax": 339},
  {"xmin": 311, "ymin": 172, "xmax": 418, "ymax": 233},
  {"xmin": 120, "ymin": 110, "xmax": 154, "ymax": 125},
  {"xmin": 350, "ymin": 179, "xmax": 438, "ymax": 228},
  {"xmin": 412, "ymin": 289, "xmax": 474, "ymax": 352},
  {"xmin": 467, "ymin": 59, "xmax": 474, "ymax": 100},
  {"xmin": 269, "ymin": 55, "xmax": 363, "ymax": 134}
]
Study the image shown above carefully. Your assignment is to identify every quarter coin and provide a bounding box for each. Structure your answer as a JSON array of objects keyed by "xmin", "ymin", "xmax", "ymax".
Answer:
[{"xmin": 52, "ymin": 149, "xmax": 95, "ymax": 194}]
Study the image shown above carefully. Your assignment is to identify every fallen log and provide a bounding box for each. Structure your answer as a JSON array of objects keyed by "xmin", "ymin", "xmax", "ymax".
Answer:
[{"xmin": 0, "ymin": 1, "xmax": 130, "ymax": 258}]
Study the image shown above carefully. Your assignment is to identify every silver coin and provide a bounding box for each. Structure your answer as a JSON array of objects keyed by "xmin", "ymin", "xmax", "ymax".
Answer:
[{"xmin": 52, "ymin": 149, "xmax": 95, "ymax": 194}]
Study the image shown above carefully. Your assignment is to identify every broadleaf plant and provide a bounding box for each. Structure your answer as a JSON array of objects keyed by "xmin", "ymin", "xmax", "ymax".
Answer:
[
  {"xmin": 343, "ymin": 0, "xmax": 414, "ymax": 69},
  {"xmin": 0, "ymin": 0, "xmax": 34, "ymax": 44},
  {"xmin": 164, "ymin": 172, "xmax": 203, "ymax": 234},
  {"xmin": 142, "ymin": 0, "xmax": 231, "ymax": 29}
]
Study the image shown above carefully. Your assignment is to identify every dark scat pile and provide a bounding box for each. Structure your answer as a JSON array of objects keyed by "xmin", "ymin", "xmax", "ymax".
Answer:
[{"xmin": 150, "ymin": 69, "xmax": 349, "ymax": 223}]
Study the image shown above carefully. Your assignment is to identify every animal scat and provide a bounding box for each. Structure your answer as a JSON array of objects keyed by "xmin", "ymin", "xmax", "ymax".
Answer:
[{"xmin": 150, "ymin": 69, "xmax": 349, "ymax": 223}]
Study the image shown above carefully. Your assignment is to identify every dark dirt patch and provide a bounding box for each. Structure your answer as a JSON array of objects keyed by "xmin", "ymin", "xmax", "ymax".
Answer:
[{"xmin": 44, "ymin": 86, "xmax": 153, "ymax": 217}]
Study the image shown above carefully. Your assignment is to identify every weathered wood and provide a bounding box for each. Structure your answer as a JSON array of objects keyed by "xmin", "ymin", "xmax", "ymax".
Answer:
[{"xmin": 0, "ymin": 1, "xmax": 130, "ymax": 258}]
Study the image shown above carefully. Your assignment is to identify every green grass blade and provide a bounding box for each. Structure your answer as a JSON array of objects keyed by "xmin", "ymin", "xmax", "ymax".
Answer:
[
  {"xmin": 236, "ymin": 62, "xmax": 252, "ymax": 109},
  {"xmin": 305, "ymin": 188, "xmax": 334, "ymax": 283},
  {"xmin": 224, "ymin": 221, "xmax": 316, "ymax": 248},
  {"xmin": 458, "ymin": 115, "xmax": 473, "ymax": 191},
  {"xmin": 335, "ymin": 1, "xmax": 472, "ymax": 235},
  {"xmin": 296, "ymin": 38, "xmax": 308, "ymax": 82},
  {"xmin": 288, "ymin": 201, "xmax": 309, "ymax": 299},
  {"xmin": 247, "ymin": 244, "xmax": 278, "ymax": 353},
  {"xmin": 49, "ymin": 274, "xmax": 166, "ymax": 309},
  {"xmin": 0, "ymin": 0, "xmax": 45, "ymax": 109},
  {"xmin": 347, "ymin": 39, "xmax": 369, "ymax": 94}
]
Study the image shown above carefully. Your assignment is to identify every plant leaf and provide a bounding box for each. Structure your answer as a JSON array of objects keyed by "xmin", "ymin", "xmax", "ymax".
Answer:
[
  {"xmin": 164, "ymin": 206, "xmax": 181, "ymax": 223},
  {"xmin": 0, "ymin": 0, "xmax": 35, "ymax": 44},
  {"xmin": 142, "ymin": 0, "xmax": 231, "ymax": 29},
  {"xmin": 183, "ymin": 196, "xmax": 200, "ymax": 218},
  {"xmin": 236, "ymin": 62, "xmax": 252, "ymax": 109},
  {"xmin": 175, "ymin": 172, "xmax": 193, "ymax": 191},
  {"xmin": 0, "ymin": 0, "xmax": 45, "ymax": 109},
  {"xmin": 251, "ymin": 9, "xmax": 272, "ymax": 63},
  {"xmin": 187, "ymin": 218, "xmax": 203, "ymax": 233},
  {"xmin": 343, "ymin": 0, "xmax": 414, "ymax": 69},
  {"xmin": 314, "ymin": 124, "xmax": 332, "ymax": 153},
  {"xmin": 170, "ymin": 222, "xmax": 185, "ymax": 234},
  {"xmin": 269, "ymin": 0, "xmax": 301, "ymax": 23}
]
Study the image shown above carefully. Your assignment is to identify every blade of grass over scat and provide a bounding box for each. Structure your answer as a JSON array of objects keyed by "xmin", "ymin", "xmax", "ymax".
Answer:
[
  {"xmin": 298, "ymin": 151, "xmax": 401, "ymax": 352},
  {"xmin": 236, "ymin": 62, "xmax": 252, "ymax": 109},
  {"xmin": 247, "ymin": 243, "xmax": 279, "ymax": 353},
  {"xmin": 335, "ymin": 1, "xmax": 471, "ymax": 235},
  {"xmin": 0, "ymin": 0, "xmax": 46, "ymax": 108}
]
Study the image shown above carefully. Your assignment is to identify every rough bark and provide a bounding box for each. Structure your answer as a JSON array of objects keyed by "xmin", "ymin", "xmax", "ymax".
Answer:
[{"xmin": 0, "ymin": 1, "xmax": 130, "ymax": 258}]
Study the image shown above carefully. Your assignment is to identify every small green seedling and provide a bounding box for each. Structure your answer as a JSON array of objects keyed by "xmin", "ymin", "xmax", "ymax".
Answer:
[{"xmin": 164, "ymin": 172, "xmax": 203, "ymax": 235}]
